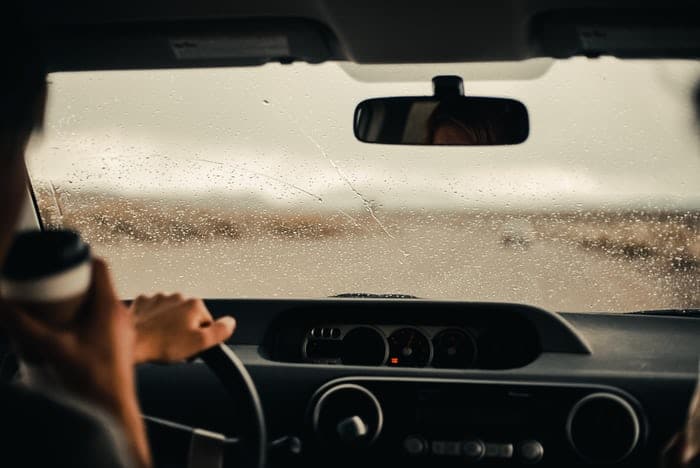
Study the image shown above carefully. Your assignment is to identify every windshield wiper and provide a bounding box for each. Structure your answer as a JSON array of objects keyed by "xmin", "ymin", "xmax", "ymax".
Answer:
[
  {"xmin": 333, "ymin": 293, "xmax": 420, "ymax": 299},
  {"xmin": 627, "ymin": 309, "xmax": 700, "ymax": 318}
]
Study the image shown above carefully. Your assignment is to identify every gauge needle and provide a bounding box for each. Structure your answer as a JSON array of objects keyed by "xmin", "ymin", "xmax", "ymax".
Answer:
[{"xmin": 403, "ymin": 333, "xmax": 415, "ymax": 357}]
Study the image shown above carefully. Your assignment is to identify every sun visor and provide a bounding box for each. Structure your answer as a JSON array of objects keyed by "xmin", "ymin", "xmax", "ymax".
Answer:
[
  {"xmin": 535, "ymin": 10, "xmax": 700, "ymax": 59},
  {"xmin": 44, "ymin": 19, "xmax": 337, "ymax": 72}
]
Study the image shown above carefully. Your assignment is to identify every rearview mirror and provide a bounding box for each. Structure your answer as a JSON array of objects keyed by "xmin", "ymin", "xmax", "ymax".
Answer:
[{"xmin": 354, "ymin": 76, "xmax": 529, "ymax": 146}]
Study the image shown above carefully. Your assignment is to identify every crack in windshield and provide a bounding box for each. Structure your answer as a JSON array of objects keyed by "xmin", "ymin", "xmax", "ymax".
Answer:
[{"xmin": 302, "ymin": 132, "xmax": 410, "ymax": 259}]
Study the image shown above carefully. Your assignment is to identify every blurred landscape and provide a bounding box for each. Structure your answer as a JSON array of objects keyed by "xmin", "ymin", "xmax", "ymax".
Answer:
[{"xmin": 34, "ymin": 187, "xmax": 699, "ymax": 312}]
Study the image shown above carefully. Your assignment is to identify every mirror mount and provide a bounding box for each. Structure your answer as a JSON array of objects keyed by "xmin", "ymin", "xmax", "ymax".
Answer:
[{"xmin": 432, "ymin": 75, "xmax": 464, "ymax": 98}]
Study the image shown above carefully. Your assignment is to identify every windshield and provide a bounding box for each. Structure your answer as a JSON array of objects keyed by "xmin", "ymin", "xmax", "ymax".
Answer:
[{"xmin": 26, "ymin": 58, "xmax": 700, "ymax": 312}]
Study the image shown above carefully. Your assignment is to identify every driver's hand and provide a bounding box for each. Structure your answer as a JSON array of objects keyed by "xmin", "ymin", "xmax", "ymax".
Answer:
[
  {"xmin": 131, "ymin": 293, "xmax": 235, "ymax": 364},
  {"xmin": 663, "ymin": 384, "xmax": 700, "ymax": 468},
  {"xmin": 684, "ymin": 385, "xmax": 700, "ymax": 465}
]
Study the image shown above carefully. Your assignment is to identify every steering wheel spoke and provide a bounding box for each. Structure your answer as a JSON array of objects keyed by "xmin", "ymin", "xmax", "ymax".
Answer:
[{"xmin": 146, "ymin": 344, "xmax": 266, "ymax": 468}]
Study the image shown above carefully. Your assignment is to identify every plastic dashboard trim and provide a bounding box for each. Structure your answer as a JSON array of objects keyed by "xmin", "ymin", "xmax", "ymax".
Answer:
[
  {"xmin": 305, "ymin": 375, "xmax": 649, "ymax": 449},
  {"xmin": 204, "ymin": 298, "xmax": 593, "ymax": 355}
]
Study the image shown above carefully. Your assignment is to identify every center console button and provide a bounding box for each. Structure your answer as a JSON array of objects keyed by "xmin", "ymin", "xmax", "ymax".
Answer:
[
  {"xmin": 484, "ymin": 443, "xmax": 514, "ymax": 459},
  {"xmin": 463, "ymin": 439, "xmax": 485, "ymax": 461},
  {"xmin": 444, "ymin": 442, "xmax": 462, "ymax": 456},
  {"xmin": 431, "ymin": 441, "xmax": 461, "ymax": 456},
  {"xmin": 403, "ymin": 436, "xmax": 427, "ymax": 456},
  {"xmin": 432, "ymin": 441, "xmax": 446, "ymax": 455},
  {"xmin": 517, "ymin": 440, "xmax": 544, "ymax": 464}
]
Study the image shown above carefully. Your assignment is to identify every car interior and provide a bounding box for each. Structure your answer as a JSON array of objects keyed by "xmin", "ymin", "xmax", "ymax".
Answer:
[{"xmin": 3, "ymin": 1, "xmax": 700, "ymax": 467}]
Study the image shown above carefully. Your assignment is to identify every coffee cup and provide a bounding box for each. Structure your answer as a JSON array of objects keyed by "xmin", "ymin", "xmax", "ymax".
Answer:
[
  {"xmin": 1, "ymin": 229, "xmax": 91, "ymax": 326},
  {"xmin": 0, "ymin": 230, "xmax": 91, "ymax": 388}
]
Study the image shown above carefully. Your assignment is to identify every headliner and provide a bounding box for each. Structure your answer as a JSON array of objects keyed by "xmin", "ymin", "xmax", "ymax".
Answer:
[{"xmin": 23, "ymin": 0, "xmax": 700, "ymax": 70}]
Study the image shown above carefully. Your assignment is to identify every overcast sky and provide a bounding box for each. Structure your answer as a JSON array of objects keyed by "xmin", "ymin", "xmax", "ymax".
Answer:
[{"xmin": 26, "ymin": 57, "xmax": 700, "ymax": 212}]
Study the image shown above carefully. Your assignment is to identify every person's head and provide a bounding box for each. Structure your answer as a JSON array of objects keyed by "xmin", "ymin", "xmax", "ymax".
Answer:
[
  {"xmin": 428, "ymin": 102, "xmax": 495, "ymax": 145},
  {"xmin": 427, "ymin": 99, "xmax": 506, "ymax": 145},
  {"xmin": 0, "ymin": 10, "xmax": 47, "ymax": 263},
  {"xmin": 427, "ymin": 98, "xmax": 529, "ymax": 145}
]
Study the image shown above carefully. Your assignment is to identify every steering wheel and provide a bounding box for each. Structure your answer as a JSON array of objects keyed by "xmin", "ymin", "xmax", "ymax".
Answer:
[{"xmin": 191, "ymin": 344, "xmax": 267, "ymax": 468}]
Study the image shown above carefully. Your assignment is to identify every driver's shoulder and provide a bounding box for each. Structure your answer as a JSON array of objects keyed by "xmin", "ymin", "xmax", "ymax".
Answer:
[{"xmin": 0, "ymin": 383, "xmax": 134, "ymax": 468}]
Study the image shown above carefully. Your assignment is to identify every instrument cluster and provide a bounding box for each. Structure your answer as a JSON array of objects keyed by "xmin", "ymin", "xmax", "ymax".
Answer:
[{"xmin": 303, "ymin": 324, "xmax": 480, "ymax": 369}]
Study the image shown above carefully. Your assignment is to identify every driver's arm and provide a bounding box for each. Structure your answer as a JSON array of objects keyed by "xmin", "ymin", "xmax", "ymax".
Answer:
[
  {"xmin": 2, "ymin": 259, "xmax": 151, "ymax": 468},
  {"xmin": 3, "ymin": 268, "xmax": 236, "ymax": 467}
]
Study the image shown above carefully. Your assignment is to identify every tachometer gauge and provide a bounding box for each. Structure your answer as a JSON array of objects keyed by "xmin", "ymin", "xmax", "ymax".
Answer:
[
  {"xmin": 432, "ymin": 328, "xmax": 477, "ymax": 369},
  {"xmin": 388, "ymin": 327, "xmax": 432, "ymax": 367}
]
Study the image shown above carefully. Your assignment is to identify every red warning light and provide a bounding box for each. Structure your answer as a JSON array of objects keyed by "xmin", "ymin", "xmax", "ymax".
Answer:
[{"xmin": 390, "ymin": 357, "xmax": 399, "ymax": 365}]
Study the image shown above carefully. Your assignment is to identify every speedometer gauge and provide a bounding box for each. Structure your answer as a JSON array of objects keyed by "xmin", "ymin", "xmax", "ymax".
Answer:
[{"xmin": 387, "ymin": 328, "xmax": 432, "ymax": 367}]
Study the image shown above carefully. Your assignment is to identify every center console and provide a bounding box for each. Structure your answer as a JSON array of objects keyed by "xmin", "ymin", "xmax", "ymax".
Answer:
[{"xmin": 306, "ymin": 377, "xmax": 644, "ymax": 467}]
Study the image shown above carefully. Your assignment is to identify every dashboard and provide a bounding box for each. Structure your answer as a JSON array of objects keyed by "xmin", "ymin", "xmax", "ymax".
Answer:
[
  {"xmin": 266, "ymin": 301, "xmax": 583, "ymax": 371},
  {"xmin": 132, "ymin": 298, "xmax": 700, "ymax": 468}
]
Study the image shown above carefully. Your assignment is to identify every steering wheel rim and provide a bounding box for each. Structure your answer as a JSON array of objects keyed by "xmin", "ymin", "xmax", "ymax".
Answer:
[{"xmin": 198, "ymin": 344, "xmax": 267, "ymax": 468}]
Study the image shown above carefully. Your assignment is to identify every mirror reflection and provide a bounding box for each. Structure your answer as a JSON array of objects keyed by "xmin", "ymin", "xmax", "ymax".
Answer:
[{"xmin": 354, "ymin": 76, "xmax": 529, "ymax": 146}]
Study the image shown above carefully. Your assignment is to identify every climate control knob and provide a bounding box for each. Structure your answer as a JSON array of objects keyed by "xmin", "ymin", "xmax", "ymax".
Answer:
[
  {"xmin": 336, "ymin": 415, "xmax": 369, "ymax": 443},
  {"xmin": 312, "ymin": 384, "xmax": 383, "ymax": 447}
]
